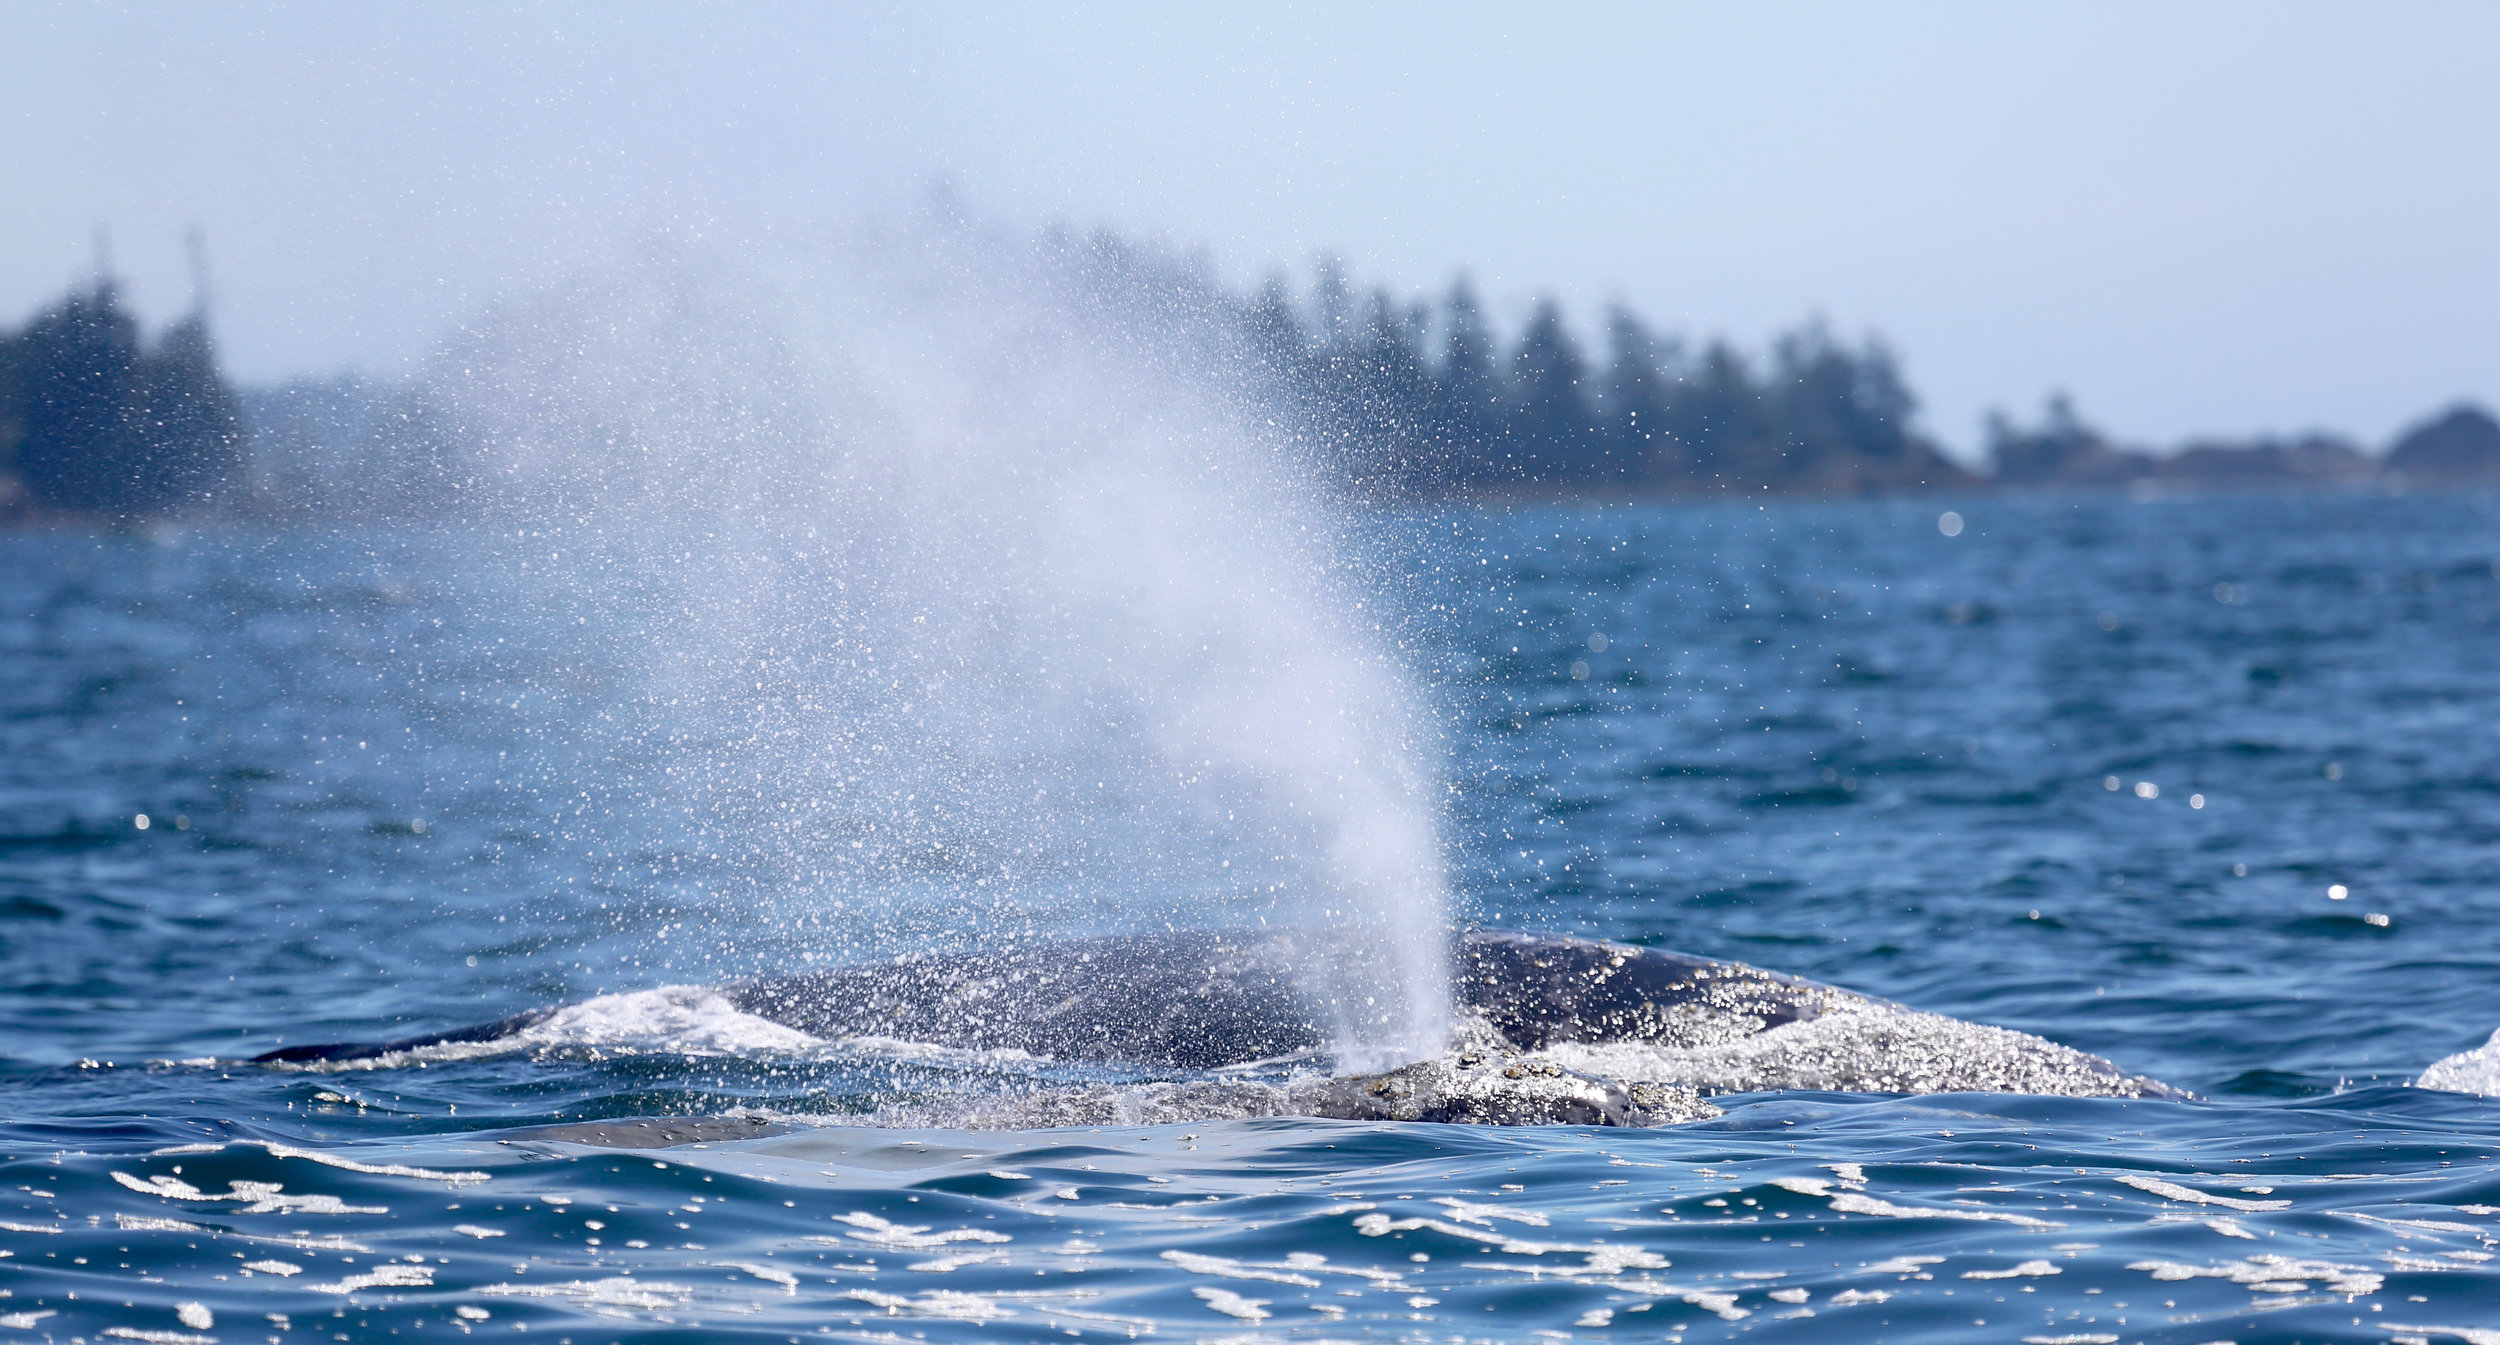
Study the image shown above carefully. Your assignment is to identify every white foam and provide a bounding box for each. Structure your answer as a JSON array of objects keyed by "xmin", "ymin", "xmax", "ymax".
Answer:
[
  {"xmin": 259, "ymin": 1143, "xmax": 488, "ymax": 1185},
  {"xmin": 1430, "ymin": 1197, "xmax": 1550, "ymax": 1228},
  {"xmin": 1162, "ymin": 1250, "xmax": 1322, "ymax": 1286},
  {"xmin": 2383, "ymin": 1327, "xmax": 2500, "ymax": 1345},
  {"xmin": 1773, "ymin": 1177, "xmax": 2060, "ymax": 1227},
  {"xmin": 1858, "ymin": 1256, "xmax": 1944, "ymax": 1275},
  {"xmin": 1353, "ymin": 1211, "xmax": 1667, "ymax": 1267},
  {"xmin": 2125, "ymin": 1253, "xmax": 2381, "ymax": 1296},
  {"xmin": 1964, "ymin": 1259, "xmax": 2060, "ymax": 1279},
  {"xmin": 2419, "ymin": 1027, "xmax": 2500, "ymax": 1096},
  {"xmin": 2337, "ymin": 1210, "xmax": 2482, "ymax": 1234},
  {"xmin": 482, "ymin": 1277, "xmax": 693, "ymax": 1312},
  {"xmin": 907, "ymin": 1249, "xmax": 1008, "ymax": 1272},
  {"xmin": 2148, "ymin": 1212, "xmax": 2257, "ymax": 1239},
  {"xmin": 305, "ymin": 1264, "xmax": 435, "ymax": 1294},
  {"xmin": 298, "ymin": 987, "xmax": 830, "ymax": 1069},
  {"xmin": 2114, "ymin": 1173, "xmax": 2290, "ymax": 1211},
  {"xmin": 832, "ymin": 1210, "xmax": 1012, "ymax": 1251},
  {"xmin": 517, "ymin": 987, "xmax": 828, "ymax": 1055},
  {"xmin": 1192, "ymin": 1286, "xmax": 1270, "ymax": 1321},
  {"xmin": 714, "ymin": 1261, "xmax": 799, "ymax": 1290},
  {"xmin": 115, "ymin": 1215, "xmax": 206, "ymax": 1233},
  {"xmin": 110, "ymin": 1171, "xmax": 386, "ymax": 1215},
  {"xmin": 841, "ymin": 1288, "xmax": 1014, "ymax": 1323}
]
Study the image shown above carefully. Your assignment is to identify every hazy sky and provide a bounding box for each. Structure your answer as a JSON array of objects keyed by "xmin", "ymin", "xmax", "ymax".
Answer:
[{"xmin": 6, "ymin": 2, "xmax": 2495, "ymax": 459}]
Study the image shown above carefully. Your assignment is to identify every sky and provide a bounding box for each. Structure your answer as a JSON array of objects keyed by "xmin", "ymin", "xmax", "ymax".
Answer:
[{"xmin": 5, "ymin": 2, "xmax": 2495, "ymax": 460}]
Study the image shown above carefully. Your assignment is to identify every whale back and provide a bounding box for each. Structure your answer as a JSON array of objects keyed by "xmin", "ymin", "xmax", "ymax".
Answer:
[
  {"xmin": 722, "ymin": 931, "xmax": 1326, "ymax": 1068},
  {"xmin": 250, "ymin": 929, "xmax": 1867, "ymax": 1069},
  {"xmin": 1456, "ymin": 931, "xmax": 1880, "ymax": 1051}
]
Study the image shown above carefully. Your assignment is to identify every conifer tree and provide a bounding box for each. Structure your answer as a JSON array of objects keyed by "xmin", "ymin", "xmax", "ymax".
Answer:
[
  {"xmin": 9, "ymin": 275, "xmax": 242, "ymax": 518},
  {"xmin": 132, "ymin": 311, "xmax": 244, "ymax": 511},
  {"xmin": 1507, "ymin": 299, "xmax": 1593, "ymax": 483},
  {"xmin": 14, "ymin": 281, "xmax": 144, "ymax": 514},
  {"xmin": 1659, "ymin": 342, "xmax": 1770, "ymax": 487},
  {"xmin": 1433, "ymin": 277, "xmax": 1502, "ymax": 484},
  {"xmin": 1600, "ymin": 306, "xmax": 1676, "ymax": 477}
]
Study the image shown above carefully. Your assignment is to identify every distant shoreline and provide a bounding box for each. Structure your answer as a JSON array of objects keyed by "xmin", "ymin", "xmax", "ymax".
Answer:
[
  {"xmin": 7, "ymin": 236, "xmax": 2496, "ymax": 523},
  {"xmin": 5, "ymin": 461, "xmax": 2493, "ymax": 534}
]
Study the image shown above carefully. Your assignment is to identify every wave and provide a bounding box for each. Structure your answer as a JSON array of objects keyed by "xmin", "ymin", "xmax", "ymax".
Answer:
[
  {"xmin": 2419, "ymin": 1028, "xmax": 2500, "ymax": 1096},
  {"xmin": 264, "ymin": 987, "xmax": 826, "ymax": 1071}
]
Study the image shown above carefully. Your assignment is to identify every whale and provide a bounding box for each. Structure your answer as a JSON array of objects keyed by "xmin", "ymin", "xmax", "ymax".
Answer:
[
  {"xmin": 253, "ymin": 929, "xmax": 2182, "ymax": 1125},
  {"xmin": 254, "ymin": 929, "xmax": 1865, "ymax": 1068}
]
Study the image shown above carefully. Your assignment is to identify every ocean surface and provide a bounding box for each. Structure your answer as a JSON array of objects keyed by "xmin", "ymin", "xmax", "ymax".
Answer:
[{"xmin": 6, "ymin": 490, "xmax": 2500, "ymax": 1343}]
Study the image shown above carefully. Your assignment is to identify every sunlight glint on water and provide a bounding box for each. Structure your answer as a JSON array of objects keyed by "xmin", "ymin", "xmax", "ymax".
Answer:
[{"xmin": 7, "ymin": 358, "xmax": 2500, "ymax": 1342}]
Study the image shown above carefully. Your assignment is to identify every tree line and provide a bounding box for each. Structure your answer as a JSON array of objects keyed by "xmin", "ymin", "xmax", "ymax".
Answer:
[
  {"xmin": 1985, "ymin": 392, "xmax": 2500, "ymax": 490},
  {"xmin": 1065, "ymin": 234, "xmax": 1973, "ymax": 499},
  {"xmin": 4, "ymin": 235, "xmax": 2495, "ymax": 522},
  {"xmin": 0, "ymin": 277, "xmax": 242, "ymax": 519},
  {"xmin": 1233, "ymin": 270, "xmax": 1978, "ymax": 497}
]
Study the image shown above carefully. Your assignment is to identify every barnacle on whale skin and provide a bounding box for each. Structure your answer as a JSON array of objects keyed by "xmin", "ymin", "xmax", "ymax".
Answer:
[{"xmin": 1299, "ymin": 1055, "xmax": 1721, "ymax": 1127}]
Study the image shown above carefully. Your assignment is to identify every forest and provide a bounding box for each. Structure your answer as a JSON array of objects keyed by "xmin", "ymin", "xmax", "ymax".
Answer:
[
  {"xmin": 0, "ymin": 277, "xmax": 243, "ymax": 519},
  {"xmin": 2, "ymin": 235, "xmax": 2495, "ymax": 522}
]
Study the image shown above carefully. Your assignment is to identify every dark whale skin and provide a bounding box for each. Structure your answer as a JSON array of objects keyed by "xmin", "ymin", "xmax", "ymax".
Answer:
[
  {"xmin": 720, "ymin": 930, "xmax": 1327, "ymax": 1068},
  {"xmin": 251, "ymin": 1007, "xmax": 560, "ymax": 1064},
  {"xmin": 247, "ymin": 929, "xmax": 1880, "ymax": 1068},
  {"xmin": 1454, "ymin": 930, "xmax": 1872, "ymax": 1050}
]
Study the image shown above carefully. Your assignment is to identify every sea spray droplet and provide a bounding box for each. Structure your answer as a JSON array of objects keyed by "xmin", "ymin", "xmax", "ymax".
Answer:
[{"xmin": 402, "ymin": 234, "xmax": 1455, "ymax": 1058}]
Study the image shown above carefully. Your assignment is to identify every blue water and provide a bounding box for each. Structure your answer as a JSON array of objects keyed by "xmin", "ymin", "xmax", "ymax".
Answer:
[{"xmin": 6, "ymin": 491, "xmax": 2500, "ymax": 1343}]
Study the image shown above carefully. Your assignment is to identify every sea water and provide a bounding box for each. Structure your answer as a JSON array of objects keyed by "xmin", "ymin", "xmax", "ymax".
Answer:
[{"xmin": 5, "ymin": 490, "xmax": 2500, "ymax": 1342}]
